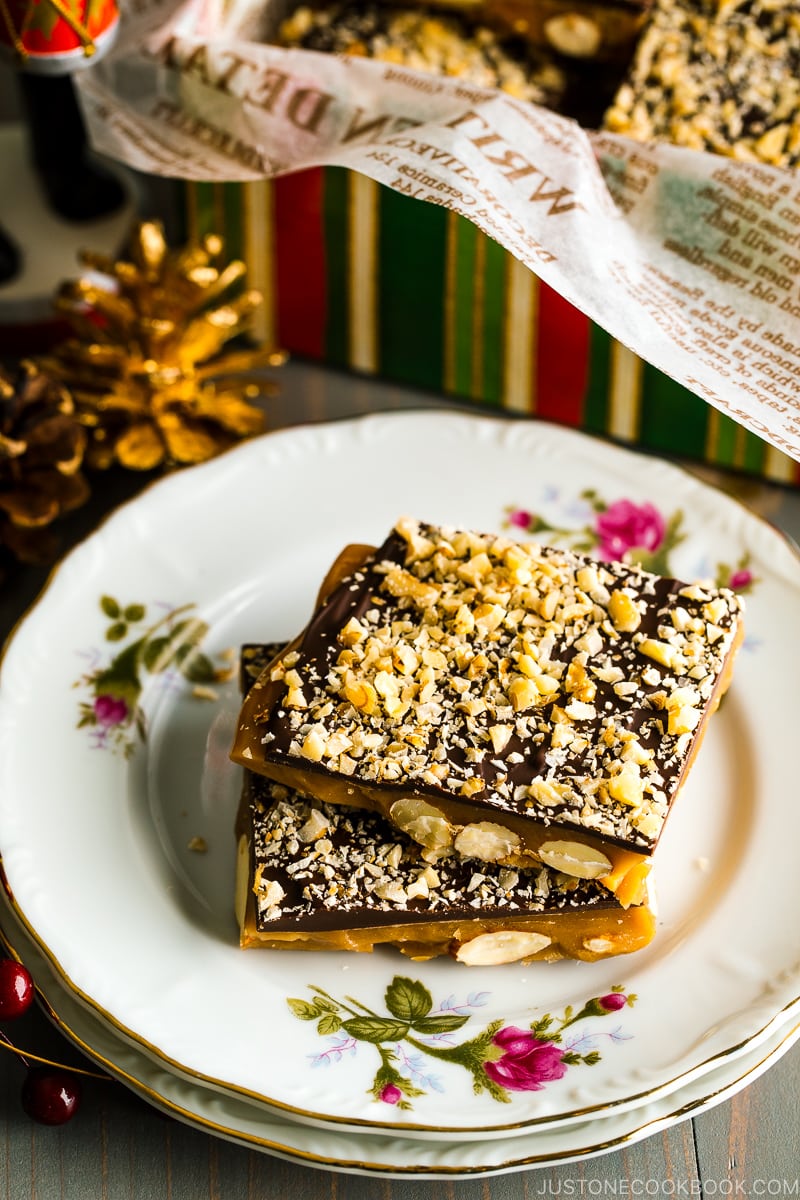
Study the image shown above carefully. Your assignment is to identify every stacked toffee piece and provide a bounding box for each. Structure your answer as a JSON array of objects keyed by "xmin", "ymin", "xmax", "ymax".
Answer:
[{"xmin": 231, "ymin": 518, "xmax": 743, "ymax": 965}]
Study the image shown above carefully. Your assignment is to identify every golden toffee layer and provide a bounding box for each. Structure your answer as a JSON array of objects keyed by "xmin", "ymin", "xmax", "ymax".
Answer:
[
  {"xmin": 236, "ymin": 646, "xmax": 657, "ymax": 961},
  {"xmin": 232, "ymin": 520, "xmax": 743, "ymax": 904}
]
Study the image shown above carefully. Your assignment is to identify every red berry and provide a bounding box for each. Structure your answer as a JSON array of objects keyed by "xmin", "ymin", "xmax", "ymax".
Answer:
[
  {"xmin": 21, "ymin": 1068, "xmax": 82, "ymax": 1125},
  {"xmin": 0, "ymin": 958, "xmax": 35, "ymax": 1019}
]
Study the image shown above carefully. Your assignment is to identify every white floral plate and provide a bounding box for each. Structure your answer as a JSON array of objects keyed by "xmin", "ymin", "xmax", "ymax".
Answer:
[
  {"xmin": 2, "ymin": 888, "xmax": 799, "ymax": 1178},
  {"xmin": 0, "ymin": 411, "xmax": 799, "ymax": 1139}
]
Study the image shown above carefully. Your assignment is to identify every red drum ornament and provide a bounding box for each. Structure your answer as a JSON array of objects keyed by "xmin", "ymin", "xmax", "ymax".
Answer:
[{"xmin": 0, "ymin": 0, "xmax": 119, "ymax": 72}]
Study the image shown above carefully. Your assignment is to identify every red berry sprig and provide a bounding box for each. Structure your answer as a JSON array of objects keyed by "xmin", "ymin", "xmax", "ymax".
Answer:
[{"xmin": 0, "ymin": 955, "xmax": 107, "ymax": 1124}]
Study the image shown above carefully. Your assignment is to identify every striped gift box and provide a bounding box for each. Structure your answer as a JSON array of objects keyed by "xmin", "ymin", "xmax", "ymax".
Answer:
[{"xmin": 183, "ymin": 167, "xmax": 799, "ymax": 486}]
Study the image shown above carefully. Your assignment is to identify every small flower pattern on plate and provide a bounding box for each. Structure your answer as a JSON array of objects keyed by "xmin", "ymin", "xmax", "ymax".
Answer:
[
  {"xmin": 75, "ymin": 596, "xmax": 229, "ymax": 755},
  {"xmin": 288, "ymin": 976, "xmax": 636, "ymax": 1108}
]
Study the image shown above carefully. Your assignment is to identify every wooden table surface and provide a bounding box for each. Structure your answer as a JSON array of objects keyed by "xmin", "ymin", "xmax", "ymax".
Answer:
[{"xmin": 1, "ymin": 360, "xmax": 798, "ymax": 1197}]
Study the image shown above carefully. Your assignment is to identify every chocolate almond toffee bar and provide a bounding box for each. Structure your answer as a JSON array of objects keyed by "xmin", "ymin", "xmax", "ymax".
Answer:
[
  {"xmin": 231, "ymin": 519, "xmax": 743, "ymax": 906},
  {"xmin": 277, "ymin": 1, "xmax": 568, "ymax": 107},
  {"xmin": 236, "ymin": 646, "xmax": 657, "ymax": 961},
  {"xmin": 603, "ymin": 0, "xmax": 800, "ymax": 168}
]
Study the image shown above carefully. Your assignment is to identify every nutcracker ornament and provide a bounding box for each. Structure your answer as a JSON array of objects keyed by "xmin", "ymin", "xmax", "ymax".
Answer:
[{"xmin": 0, "ymin": 0, "xmax": 125, "ymax": 288}]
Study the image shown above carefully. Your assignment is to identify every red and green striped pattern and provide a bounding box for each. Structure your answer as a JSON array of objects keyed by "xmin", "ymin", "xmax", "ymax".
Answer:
[{"xmin": 182, "ymin": 170, "xmax": 800, "ymax": 486}]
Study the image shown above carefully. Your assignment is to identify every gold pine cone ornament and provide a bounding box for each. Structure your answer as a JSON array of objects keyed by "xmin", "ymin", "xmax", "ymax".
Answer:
[
  {"xmin": 0, "ymin": 362, "xmax": 90, "ymax": 563},
  {"xmin": 41, "ymin": 222, "xmax": 284, "ymax": 471}
]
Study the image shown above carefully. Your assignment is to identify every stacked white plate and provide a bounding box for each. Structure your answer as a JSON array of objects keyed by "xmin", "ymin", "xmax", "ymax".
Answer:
[{"xmin": 1, "ymin": 412, "xmax": 798, "ymax": 1178}]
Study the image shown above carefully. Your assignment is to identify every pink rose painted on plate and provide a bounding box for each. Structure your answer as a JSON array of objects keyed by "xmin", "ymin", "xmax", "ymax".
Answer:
[
  {"xmin": 594, "ymin": 499, "xmax": 665, "ymax": 561},
  {"xmin": 92, "ymin": 694, "xmax": 128, "ymax": 728},
  {"xmin": 728, "ymin": 568, "xmax": 753, "ymax": 591},
  {"xmin": 484, "ymin": 1027, "xmax": 568, "ymax": 1093},
  {"xmin": 598, "ymin": 992, "xmax": 629, "ymax": 1013},
  {"xmin": 507, "ymin": 508, "xmax": 534, "ymax": 530}
]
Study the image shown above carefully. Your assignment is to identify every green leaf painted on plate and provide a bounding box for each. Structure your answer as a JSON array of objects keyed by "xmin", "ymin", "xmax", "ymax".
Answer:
[
  {"xmin": 385, "ymin": 977, "xmax": 432, "ymax": 1024},
  {"xmin": 310, "ymin": 995, "xmax": 340, "ymax": 1014},
  {"xmin": 141, "ymin": 636, "xmax": 171, "ymax": 673},
  {"xmin": 287, "ymin": 999, "xmax": 322, "ymax": 1021},
  {"xmin": 317, "ymin": 1014, "xmax": 342, "ymax": 1037},
  {"xmin": 341, "ymin": 1017, "xmax": 410, "ymax": 1044},
  {"xmin": 412, "ymin": 1013, "xmax": 470, "ymax": 1035}
]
